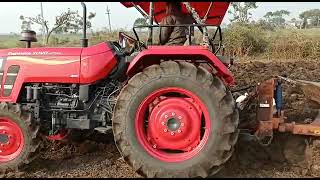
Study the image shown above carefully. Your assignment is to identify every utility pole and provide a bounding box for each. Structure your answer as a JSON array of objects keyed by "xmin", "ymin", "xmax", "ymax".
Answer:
[
  {"xmin": 106, "ymin": 4, "xmax": 111, "ymax": 32},
  {"xmin": 40, "ymin": 2, "xmax": 46, "ymax": 45}
]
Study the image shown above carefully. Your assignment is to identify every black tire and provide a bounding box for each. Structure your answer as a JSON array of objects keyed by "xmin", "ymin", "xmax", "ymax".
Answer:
[
  {"xmin": 112, "ymin": 61, "xmax": 239, "ymax": 178},
  {"xmin": 0, "ymin": 102, "xmax": 40, "ymax": 172}
]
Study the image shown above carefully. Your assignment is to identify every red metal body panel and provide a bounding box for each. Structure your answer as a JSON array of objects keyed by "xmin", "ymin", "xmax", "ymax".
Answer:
[
  {"xmin": 0, "ymin": 47, "xmax": 82, "ymax": 102},
  {"xmin": 0, "ymin": 42, "xmax": 117, "ymax": 102},
  {"xmin": 80, "ymin": 43, "xmax": 117, "ymax": 84},
  {"xmin": 126, "ymin": 46, "xmax": 235, "ymax": 85},
  {"xmin": 121, "ymin": 2, "xmax": 230, "ymax": 26}
]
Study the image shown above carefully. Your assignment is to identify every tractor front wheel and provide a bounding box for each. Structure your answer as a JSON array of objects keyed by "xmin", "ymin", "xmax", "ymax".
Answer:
[
  {"xmin": 112, "ymin": 61, "xmax": 239, "ymax": 178},
  {"xmin": 0, "ymin": 102, "xmax": 40, "ymax": 172}
]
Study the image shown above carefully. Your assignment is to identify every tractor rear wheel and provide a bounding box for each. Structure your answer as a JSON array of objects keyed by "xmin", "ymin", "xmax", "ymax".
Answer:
[
  {"xmin": 113, "ymin": 61, "xmax": 239, "ymax": 178},
  {"xmin": 0, "ymin": 102, "xmax": 40, "ymax": 172}
]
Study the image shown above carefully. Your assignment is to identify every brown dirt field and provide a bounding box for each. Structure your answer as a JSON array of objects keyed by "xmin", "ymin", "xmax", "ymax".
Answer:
[{"xmin": 1, "ymin": 58, "xmax": 320, "ymax": 178}]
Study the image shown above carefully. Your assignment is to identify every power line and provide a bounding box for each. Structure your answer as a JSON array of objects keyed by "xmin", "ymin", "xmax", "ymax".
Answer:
[
  {"xmin": 40, "ymin": 2, "xmax": 46, "ymax": 44},
  {"xmin": 106, "ymin": 4, "xmax": 111, "ymax": 32}
]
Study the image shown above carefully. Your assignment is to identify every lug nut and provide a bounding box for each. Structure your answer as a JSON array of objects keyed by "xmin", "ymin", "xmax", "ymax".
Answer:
[
  {"xmin": 178, "ymin": 130, "xmax": 181, "ymax": 133},
  {"xmin": 164, "ymin": 129, "xmax": 168, "ymax": 132},
  {"xmin": 153, "ymin": 144, "xmax": 157, "ymax": 149},
  {"xmin": 178, "ymin": 116, "xmax": 182, "ymax": 119},
  {"xmin": 181, "ymin": 123, "xmax": 184, "ymax": 127},
  {"xmin": 171, "ymin": 132, "xmax": 175, "ymax": 136},
  {"xmin": 172, "ymin": 112, "xmax": 176, "ymax": 116},
  {"xmin": 161, "ymin": 121, "xmax": 165, "ymax": 125},
  {"xmin": 165, "ymin": 115, "xmax": 168, "ymax": 119}
]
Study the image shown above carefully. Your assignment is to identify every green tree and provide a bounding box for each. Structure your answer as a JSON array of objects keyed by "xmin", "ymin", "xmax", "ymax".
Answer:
[
  {"xmin": 20, "ymin": 9, "xmax": 96, "ymax": 44},
  {"xmin": 55, "ymin": 12, "xmax": 96, "ymax": 34},
  {"xmin": 19, "ymin": 15, "xmax": 33, "ymax": 30},
  {"xmin": 263, "ymin": 10, "xmax": 290, "ymax": 28},
  {"xmin": 228, "ymin": 2, "xmax": 258, "ymax": 23},
  {"xmin": 133, "ymin": 17, "xmax": 147, "ymax": 27},
  {"xmin": 133, "ymin": 17, "xmax": 148, "ymax": 32},
  {"xmin": 256, "ymin": 19, "xmax": 274, "ymax": 30},
  {"xmin": 299, "ymin": 9, "xmax": 320, "ymax": 28}
]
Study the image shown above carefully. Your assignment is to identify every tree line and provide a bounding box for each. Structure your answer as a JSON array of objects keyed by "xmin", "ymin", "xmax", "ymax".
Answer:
[
  {"xmin": 133, "ymin": 2, "xmax": 320, "ymax": 30},
  {"xmin": 20, "ymin": 8, "xmax": 96, "ymax": 45},
  {"xmin": 20, "ymin": 2, "xmax": 320, "ymax": 45}
]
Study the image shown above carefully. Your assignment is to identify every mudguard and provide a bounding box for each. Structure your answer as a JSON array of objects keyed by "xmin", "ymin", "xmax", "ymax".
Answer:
[{"xmin": 126, "ymin": 46, "xmax": 235, "ymax": 85}]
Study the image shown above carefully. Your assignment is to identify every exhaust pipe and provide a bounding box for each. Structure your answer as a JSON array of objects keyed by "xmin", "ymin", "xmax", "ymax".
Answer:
[
  {"xmin": 81, "ymin": 2, "xmax": 88, "ymax": 47},
  {"xmin": 79, "ymin": 2, "xmax": 89, "ymax": 102},
  {"xmin": 147, "ymin": 2, "xmax": 154, "ymax": 45}
]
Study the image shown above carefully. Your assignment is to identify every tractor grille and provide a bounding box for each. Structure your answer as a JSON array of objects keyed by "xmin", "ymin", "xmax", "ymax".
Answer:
[{"xmin": 3, "ymin": 65, "xmax": 20, "ymax": 97}]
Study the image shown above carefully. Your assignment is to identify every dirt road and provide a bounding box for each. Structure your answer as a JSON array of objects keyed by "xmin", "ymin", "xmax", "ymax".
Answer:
[{"xmin": 2, "ymin": 58, "xmax": 320, "ymax": 178}]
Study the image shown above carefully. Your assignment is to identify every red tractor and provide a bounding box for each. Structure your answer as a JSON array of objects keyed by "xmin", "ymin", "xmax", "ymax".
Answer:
[{"xmin": 0, "ymin": 2, "xmax": 238, "ymax": 177}]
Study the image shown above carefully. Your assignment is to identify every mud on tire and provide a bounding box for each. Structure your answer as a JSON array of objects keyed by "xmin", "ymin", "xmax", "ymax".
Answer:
[
  {"xmin": 0, "ymin": 102, "xmax": 40, "ymax": 172},
  {"xmin": 112, "ymin": 61, "xmax": 239, "ymax": 178}
]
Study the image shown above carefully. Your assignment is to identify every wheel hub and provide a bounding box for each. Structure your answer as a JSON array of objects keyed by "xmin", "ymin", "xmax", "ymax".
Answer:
[
  {"xmin": 0, "ymin": 134, "xmax": 9, "ymax": 144},
  {"xmin": 166, "ymin": 118, "xmax": 181, "ymax": 131},
  {"xmin": 0, "ymin": 117, "xmax": 24, "ymax": 162},
  {"xmin": 147, "ymin": 97, "xmax": 202, "ymax": 151}
]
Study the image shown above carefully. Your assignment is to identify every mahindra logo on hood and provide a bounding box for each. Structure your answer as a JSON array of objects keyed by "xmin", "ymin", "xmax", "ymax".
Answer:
[
  {"xmin": 8, "ymin": 52, "xmax": 32, "ymax": 56},
  {"xmin": 7, "ymin": 51, "xmax": 63, "ymax": 56}
]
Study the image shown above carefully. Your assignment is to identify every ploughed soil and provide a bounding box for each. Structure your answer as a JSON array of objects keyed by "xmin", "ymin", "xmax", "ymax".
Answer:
[{"xmin": 2, "ymin": 58, "xmax": 320, "ymax": 178}]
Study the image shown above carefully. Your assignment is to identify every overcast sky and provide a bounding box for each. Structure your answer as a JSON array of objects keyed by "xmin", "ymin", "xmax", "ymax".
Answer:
[{"xmin": 0, "ymin": 2, "xmax": 319, "ymax": 34}]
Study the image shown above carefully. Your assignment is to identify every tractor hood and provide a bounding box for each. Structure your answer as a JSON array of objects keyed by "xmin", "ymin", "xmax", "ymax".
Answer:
[{"xmin": 121, "ymin": 2, "xmax": 230, "ymax": 26}]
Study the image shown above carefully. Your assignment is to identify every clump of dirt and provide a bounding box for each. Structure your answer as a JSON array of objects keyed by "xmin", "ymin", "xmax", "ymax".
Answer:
[
  {"xmin": 231, "ymin": 59, "xmax": 320, "ymax": 123},
  {"xmin": 9, "ymin": 131, "xmax": 141, "ymax": 178},
  {"xmin": 218, "ymin": 58, "xmax": 320, "ymax": 178}
]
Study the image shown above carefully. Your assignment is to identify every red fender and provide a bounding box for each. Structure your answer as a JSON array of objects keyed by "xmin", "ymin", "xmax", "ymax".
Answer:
[{"xmin": 127, "ymin": 46, "xmax": 235, "ymax": 85}]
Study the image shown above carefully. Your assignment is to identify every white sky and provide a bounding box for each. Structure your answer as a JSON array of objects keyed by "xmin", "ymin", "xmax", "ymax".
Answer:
[{"xmin": 0, "ymin": 2, "xmax": 319, "ymax": 34}]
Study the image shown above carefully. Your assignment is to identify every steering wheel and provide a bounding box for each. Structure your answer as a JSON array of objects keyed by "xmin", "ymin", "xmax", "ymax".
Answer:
[{"xmin": 119, "ymin": 32, "xmax": 147, "ymax": 54}]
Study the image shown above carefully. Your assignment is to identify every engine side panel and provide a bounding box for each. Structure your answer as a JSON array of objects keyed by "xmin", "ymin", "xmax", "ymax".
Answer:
[
  {"xmin": 0, "ymin": 43, "xmax": 119, "ymax": 102},
  {"xmin": 0, "ymin": 47, "xmax": 83, "ymax": 102},
  {"xmin": 0, "ymin": 55, "xmax": 80, "ymax": 102},
  {"xmin": 80, "ymin": 43, "xmax": 118, "ymax": 84}
]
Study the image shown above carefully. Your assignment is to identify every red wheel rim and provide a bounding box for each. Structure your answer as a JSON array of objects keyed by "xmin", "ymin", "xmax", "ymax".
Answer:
[
  {"xmin": 0, "ymin": 117, "xmax": 24, "ymax": 162},
  {"xmin": 46, "ymin": 129, "xmax": 70, "ymax": 141},
  {"xmin": 135, "ymin": 87, "xmax": 211, "ymax": 163}
]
